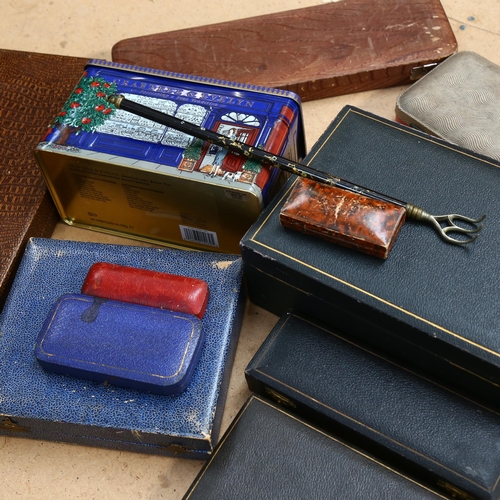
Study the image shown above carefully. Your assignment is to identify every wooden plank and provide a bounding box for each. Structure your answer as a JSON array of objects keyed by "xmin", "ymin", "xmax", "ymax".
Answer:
[{"xmin": 112, "ymin": 0, "xmax": 457, "ymax": 102}]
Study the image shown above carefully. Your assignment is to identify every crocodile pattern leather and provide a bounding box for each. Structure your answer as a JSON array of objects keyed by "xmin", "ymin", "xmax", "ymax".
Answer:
[{"xmin": 0, "ymin": 49, "xmax": 87, "ymax": 307}]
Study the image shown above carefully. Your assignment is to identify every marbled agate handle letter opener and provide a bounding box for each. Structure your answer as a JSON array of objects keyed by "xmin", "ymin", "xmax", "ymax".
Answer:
[{"xmin": 108, "ymin": 94, "xmax": 485, "ymax": 258}]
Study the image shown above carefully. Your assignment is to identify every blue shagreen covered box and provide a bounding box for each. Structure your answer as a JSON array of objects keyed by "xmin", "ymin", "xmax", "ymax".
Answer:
[{"xmin": 0, "ymin": 238, "xmax": 245, "ymax": 458}]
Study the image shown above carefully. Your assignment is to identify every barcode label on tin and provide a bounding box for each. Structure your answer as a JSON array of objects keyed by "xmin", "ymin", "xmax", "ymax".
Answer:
[{"xmin": 179, "ymin": 225, "xmax": 219, "ymax": 247}]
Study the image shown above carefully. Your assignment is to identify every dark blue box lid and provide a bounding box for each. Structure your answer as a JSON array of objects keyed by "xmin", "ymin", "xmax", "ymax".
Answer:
[
  {"xmin": 240, "ymin": 105, "xmax": 500, "ymax": 407},
  {"xmin": 183, "ymin": 395, "xmax": 448, "ymax": 500}
]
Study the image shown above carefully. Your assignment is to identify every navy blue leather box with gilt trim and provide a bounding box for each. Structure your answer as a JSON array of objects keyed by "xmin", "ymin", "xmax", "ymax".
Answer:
[
  {"xmin": 245, "ymin": 311, "xmax": 500, "ymax": 500},
  {"xmin": 246, "ymin": 311, "xmax": 500, "ymax": 500},
  {"xmin": 183, "ymin": 395, "xmax": 449, "ymax": 500},
  {"xmin": 241, "ymin": 105, "xmax": 500, "ymax": 409},
  {"xmin": 0, "ymin": 238, "xmax": 245, "ymax": 458}
]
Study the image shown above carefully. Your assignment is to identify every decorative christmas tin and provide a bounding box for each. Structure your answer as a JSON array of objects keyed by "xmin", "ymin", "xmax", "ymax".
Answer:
[{"xmin": 34, "ymin": 61, "xmax": 305, "ymax": 253}]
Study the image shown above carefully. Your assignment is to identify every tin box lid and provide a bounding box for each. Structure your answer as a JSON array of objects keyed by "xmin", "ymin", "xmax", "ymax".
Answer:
[{"xmin": 38, "ymin": 59, "xmax": 305, "ymax": 203}]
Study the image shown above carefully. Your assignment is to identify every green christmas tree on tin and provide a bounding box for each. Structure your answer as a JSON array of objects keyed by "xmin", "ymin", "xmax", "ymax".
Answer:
[
  {"xmin": 242, "ymin": 144, "xmax": 265, "ymax": 174},
  {"xmin": 183, "ymin": 138, "xmax": 204, "ymax": 161},
  {"xmin": 52, "ymin": 74, "xmax": 118, "ymax": 145}
]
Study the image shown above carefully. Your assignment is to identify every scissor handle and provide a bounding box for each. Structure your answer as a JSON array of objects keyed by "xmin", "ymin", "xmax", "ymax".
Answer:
[{"xmin": 406, "ymin": 204, "xmax": 485, "ymax": 245}]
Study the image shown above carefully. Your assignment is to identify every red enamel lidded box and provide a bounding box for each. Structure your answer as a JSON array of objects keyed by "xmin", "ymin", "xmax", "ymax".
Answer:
[{"xmin": 81, "ymin": 262, "xmax": 209, "ymax": 318}]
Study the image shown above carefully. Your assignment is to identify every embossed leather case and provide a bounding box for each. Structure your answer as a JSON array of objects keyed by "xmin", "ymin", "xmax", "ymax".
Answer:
[
  {"xmin": 241, "ymin": 105, "xmax": 500, "ymax": 409},
  {"xmin": 0, "ymin": 50, "xmax": 87, "ymax": 309},
  {"xmin": 0, "ymin": 238, "xmax": 245, "ymax": 458},
  {"xmin": 246, "ymin": 311, "xmax": 500, "ymax": 500},
  {"xmin": 35, "ymin": 293, "xmax": 204, "ymax": 395},
  {"xmin": 112, "ymin": 0, "xmax": 457, "ymax": 103},
  {"xmin": 183, "ymin": 395, "xmax": 448, "ymax": 500},
  {"xmin": 396, "ymin": 51, "xmax": 500, "ymax": 161}
]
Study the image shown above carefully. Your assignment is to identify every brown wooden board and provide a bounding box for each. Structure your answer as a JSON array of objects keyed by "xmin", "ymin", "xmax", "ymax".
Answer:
[
  {"xmin": 0, "ymin": 49, "xmax": 87, "ymax": 309},
  {"xmin": 111, "ymin": 0, "xmax": 457, "ymax": 102}
]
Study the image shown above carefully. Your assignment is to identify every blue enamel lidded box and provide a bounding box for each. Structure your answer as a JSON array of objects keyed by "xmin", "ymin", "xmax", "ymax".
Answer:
[
  {"xmin": 0, "ymin": 238, "xmax": 245, "ymax": 458},
  {"xmin": 35, "ymin": 294, "xmax": 205, "ymax": 395},
  {"xmin": 34, "ymin": 60, "xmax": 305, "ymax": 254}
]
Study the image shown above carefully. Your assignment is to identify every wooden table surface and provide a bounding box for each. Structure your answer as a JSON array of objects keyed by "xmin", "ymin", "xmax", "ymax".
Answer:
[{"xmin": 0, "ymin": 1, "xmax": 499, "ymax": 498}]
